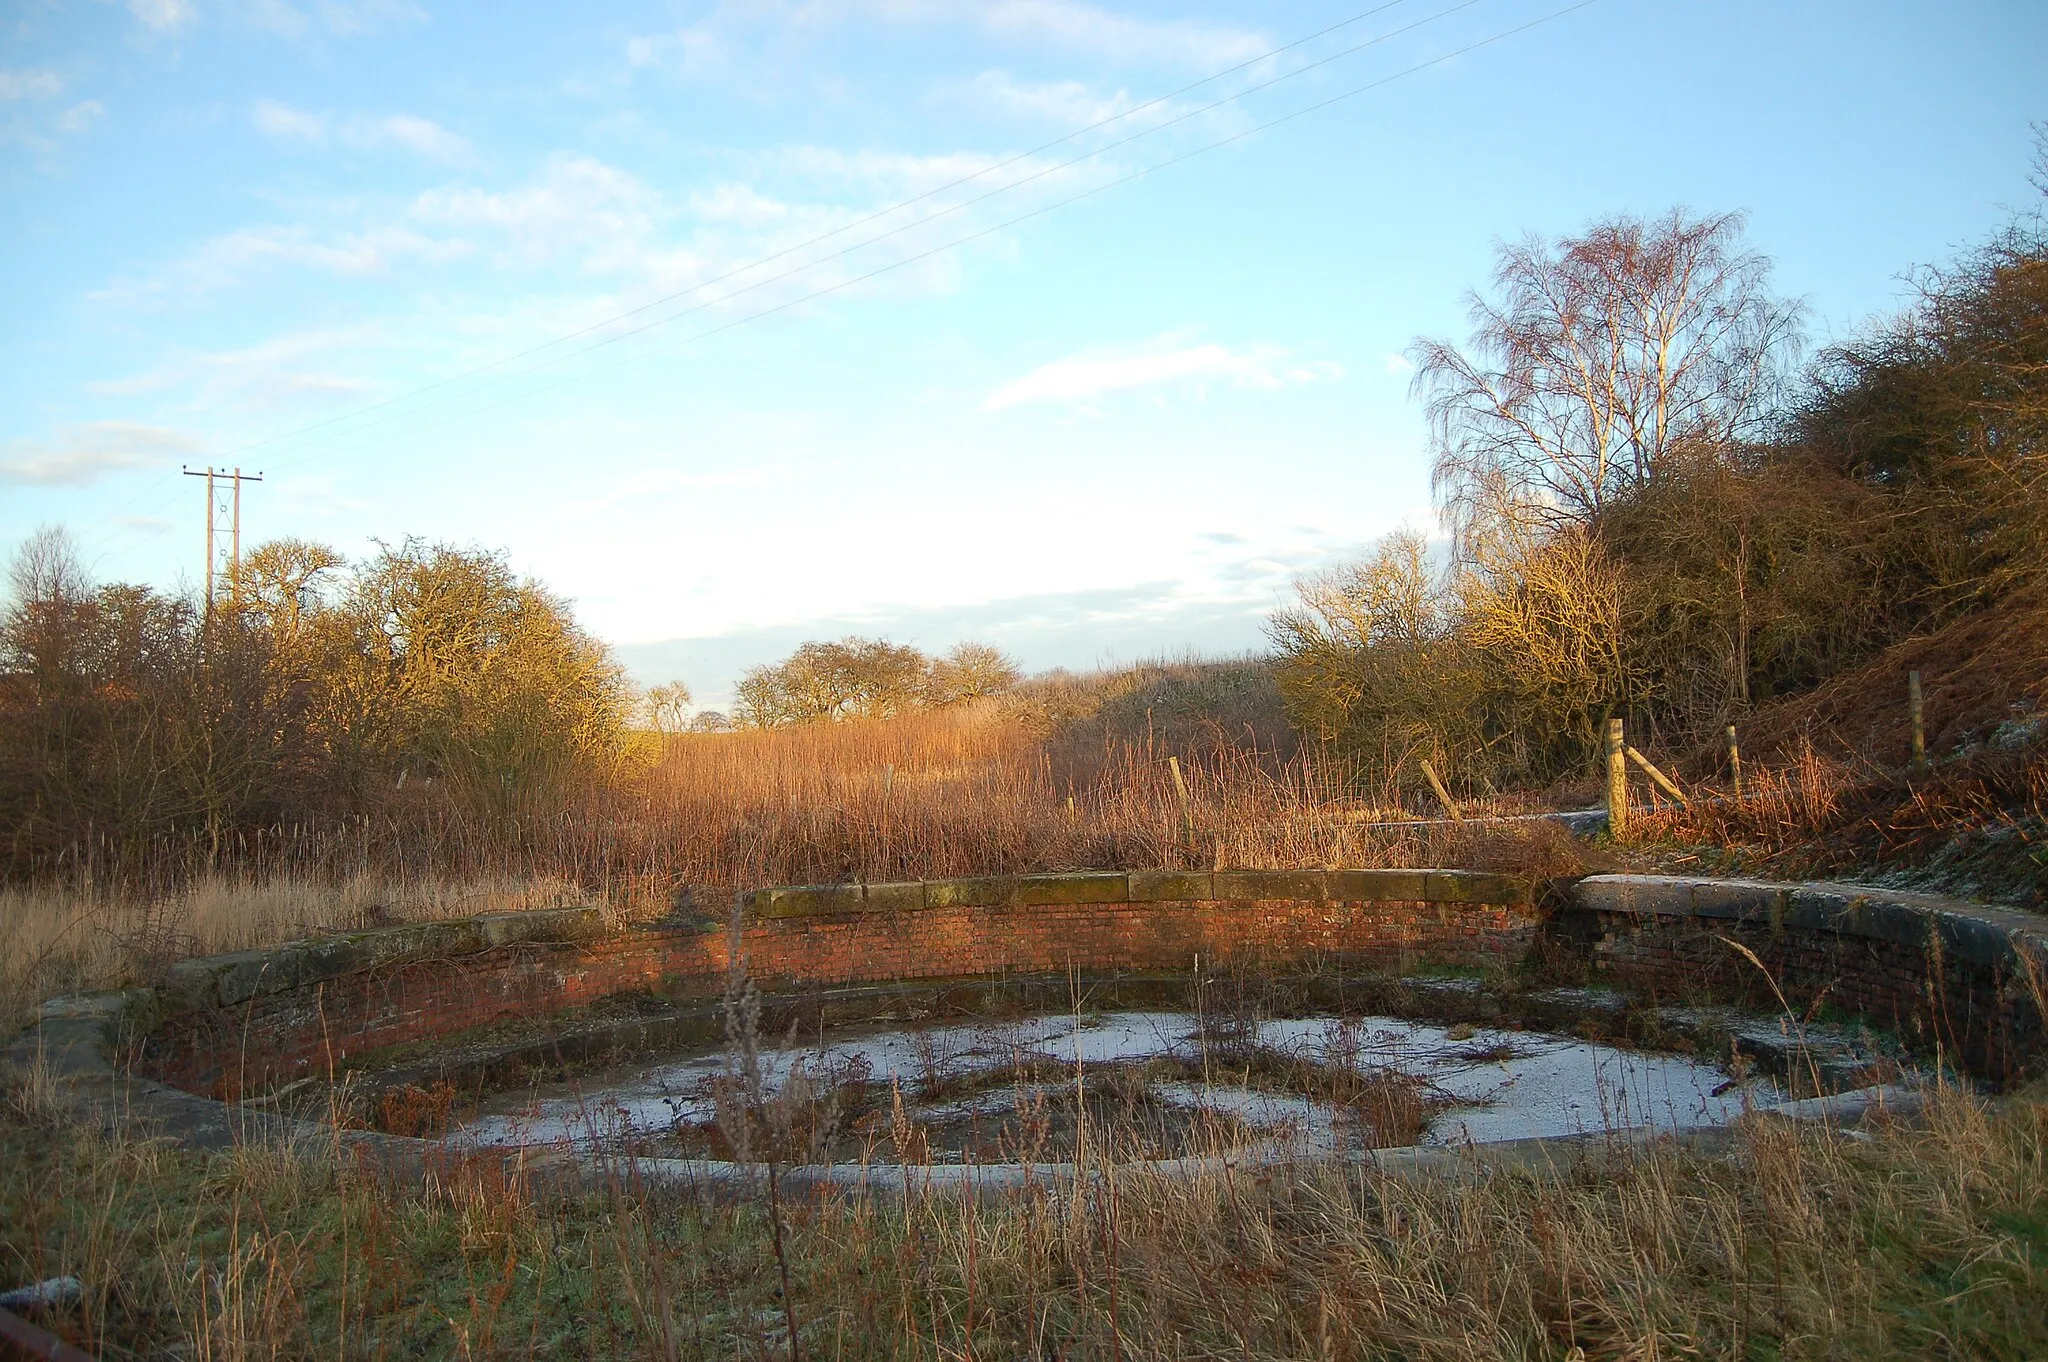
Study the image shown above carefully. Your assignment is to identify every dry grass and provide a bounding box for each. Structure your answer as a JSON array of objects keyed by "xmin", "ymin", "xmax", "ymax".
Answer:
[
  {"xmin": 1634, "ymin": 733, "xmax": 2048, "ymax": 908},
  {"xmin": 3, "ymin": 1051, "xmax": 2043, "ymax": 1358},
  {"xmin": 0, "ymin": 872, "xmax": 586, "ymax": 1034}
]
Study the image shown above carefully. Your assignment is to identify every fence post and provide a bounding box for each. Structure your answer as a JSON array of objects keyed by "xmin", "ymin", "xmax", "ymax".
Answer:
[
  {"xmin": 1908, "ymin": 670, "xmax": 1928, "ymax": 775},
  {"xmin": 1726, "ymin": 724, "xmax": 1743, "ymax": 800},
  {"xmin": 1419, "ymin": 757, "xmax": 1463, "ymax": 822},
  {"xmin": 1606, "ymin": 718, "xmax": 1629, "ymax": 837},
  {"xmin": 1167, "ymin": 755, "xmax": 1196, "ymax": 849},
  {"xmin": 1626, "ymin": 745, "xmax": 1690, "ymax": 809}
]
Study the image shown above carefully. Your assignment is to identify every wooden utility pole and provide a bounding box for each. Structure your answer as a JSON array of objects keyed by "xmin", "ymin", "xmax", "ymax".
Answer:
[
  {"xmin": 1605, "ymin": 718, "xmax": 1629, "ymax": 836},
  {"xmin": 183, "ymin": 465, "xmax": 264, "ymax": 611},
  {"xmin": 1908, "ymin": 670, "xmax": 1928, "ymax": 775}
]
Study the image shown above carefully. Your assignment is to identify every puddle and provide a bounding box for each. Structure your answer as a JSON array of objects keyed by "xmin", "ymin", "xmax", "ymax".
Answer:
[{"xmin": 455, "ymin": 1008, "xmax": 1803, "ymax": 1162}]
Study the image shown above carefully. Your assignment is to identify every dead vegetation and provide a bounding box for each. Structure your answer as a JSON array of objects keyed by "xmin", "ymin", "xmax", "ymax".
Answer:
[{"xmin": 4, "ymin": 1051, "xmax": 2044, "ymax": 1359}]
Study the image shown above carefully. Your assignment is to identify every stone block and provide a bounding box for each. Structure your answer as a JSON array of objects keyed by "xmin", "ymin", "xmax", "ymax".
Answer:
[
  {"xmin": 1128, "ymin": 870, "xmax": 1213, "ymax": 902},
  {"xmin": 1688, "ymin": 879, "xmax": 1786, "ymax": 923},
  {"xmin": 1326, "ymin": 869, "xmax": 1427, "ymax": 902},
  {"xmin": 475, "ymin": 906, "xmax": 606, "ymax": 949},
  {"xmin": 210, "ymin": 950, "xmax": 282, "ymax": 1007},
  {"xmin": 1569, "ymin": 874, "xmax": 1691, "ymax": 917},
  {"xmin": 1211, "ymin": 870, "xmax": 1327, "ymax": 902},
  {"xmin": 38, "ymin": 990, "xmax": 137, "ymax": 1024},
  {"xmin": 1425, "ymin": 870, "xmax": 1530, "ymax": 906},
  {"xmin": 751, "ymin": 885, "xmax": 864, "ymax": 919},
  {"xmin": 862, "ymin": 881, "xmax": 928, "ymax": 913},
  {"xmin": 925, "ymin": 877, "xmax": 1016, "ymax": 909},
  {"xmin": 1015, "ymin": 872, "xmax": 1129, "ymax": 905},
  {"xmin": 159, "ymin": 958, "xmax": 226, "ymax": 1013}
]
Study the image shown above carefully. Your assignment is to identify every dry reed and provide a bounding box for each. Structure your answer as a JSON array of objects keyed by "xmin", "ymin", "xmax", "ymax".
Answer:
[{"xmin": 3, "ymin": 1049, "xmax": 2043, "ymax": 1358}]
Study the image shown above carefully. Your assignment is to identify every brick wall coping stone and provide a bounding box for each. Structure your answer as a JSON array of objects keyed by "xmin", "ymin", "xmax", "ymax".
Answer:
[
  {"xmin": 140, "ymin": 906, "xmax": 609, "ymax": 1015},
  {"xmin": 744, "ymin": 867, "xmax": 1534, "ymax": 918},
  {"xmin": 1565, "ymin": 875, "xmax": 2048, "ymax": 972}
]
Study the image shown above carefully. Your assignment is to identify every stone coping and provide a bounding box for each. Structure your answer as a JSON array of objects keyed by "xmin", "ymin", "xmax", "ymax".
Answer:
[
  {"xmin": 1568, "ymin": 875, "xmax": 2048, "ymax": 971},
  {"xmin": 66, "ymin": 906, "xmax": 612, "ymax": 1019},
  {"xmin": 745, "ymin": 867, "xmax": 1534, "ymax": 918}
]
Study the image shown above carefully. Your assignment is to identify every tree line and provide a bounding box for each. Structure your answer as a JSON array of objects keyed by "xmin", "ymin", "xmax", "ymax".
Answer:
[
  {"xmin": 0, "ymin": 533, "xmax": 634, "ymax": 872},
  {"xmin": 732, "ymin": 638, "xmax": 1021, "ymax": 728},
  {"xmin": 1271, "ymin": 151, "xmax": 2045, "ymax": 793}
]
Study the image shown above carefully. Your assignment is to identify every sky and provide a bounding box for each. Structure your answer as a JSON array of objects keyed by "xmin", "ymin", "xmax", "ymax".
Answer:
[{"xmin": 3, "ymin": 1, "xmax": 2043, "ymax": 709}]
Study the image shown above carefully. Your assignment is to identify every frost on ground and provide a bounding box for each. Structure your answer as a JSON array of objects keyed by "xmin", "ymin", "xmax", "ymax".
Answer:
[{"xmin": 456, "ymin": 1006, "xmax": 1814, "ymax": 1162}]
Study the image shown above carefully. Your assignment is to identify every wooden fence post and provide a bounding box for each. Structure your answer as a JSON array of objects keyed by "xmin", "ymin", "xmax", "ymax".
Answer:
[
  {"xmin": 1626, "ymin": 745, "xmax": 1690, "ymax": 809},
  {"xmin": 1908, "ymin": 670, "xmax": 1928, "ymax": 774},
  {"xmin": 1606, "ymin": 718, "xmax": 1629, "ymax": 836},
  {"xmin": 1726, "ymin": 724, "xmax": 1743, "ymax": 800},
  {"xmin": 1419, "ymin": 757, "xmax": 1463, "ymax": 822},
  {"xmin": 1167, "ymin": 756, "xmax": 1196, "ymax": 848}
]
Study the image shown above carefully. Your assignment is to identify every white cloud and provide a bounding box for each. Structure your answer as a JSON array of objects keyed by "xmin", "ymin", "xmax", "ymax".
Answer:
[
  {"xmin": 631, "ymin": 0, "xmax": 1265, "ymax": 78},
  {"xmin": 0, "ymin": 69, "xmax": 65, "ymax": 101},
  {"xmin": 1382, "ymin": 353, "xmax": 1414, "ymax": 377},
  {"xmin": 1, "ymin": 421, "xmax": 202, "ymax": 487},
  {"xmin": 959, "ymin": 0, "xmax": 1266, "ymax": 67},
  {"xmin": 129, "ymin": 0, "xmax": 198, "ymax": 34},
  {"xmin": 253, "ymin": 99, "xmax": 474, "ymax": 164},
  {"xmin": 690, "ymin": 182, "xmax": 791, "ymax": 225},
  {"xmin": 55, "ymin": 101, "xmax": 105, "ymax": 135},
  {"xmin": 1, "ymin": 86, "xmax": 104, "ymax": 158},
  {"xmin": 985, "ymin": 336, "xmax": 1338, "ymax": 411},
  {"xmin": 90, "ymin": 325, "xmax": 384, "ymax": 411},
  {"xmin": 242, "ymin": 0, "xmax": 425, "ymax": 39},
  {"xmin": 372, "ymin": 114, "xmax": 470, "ymax": 163},
  {"xmin": 952, "ymin": 70, "xmax": 1132, "ymax": 126},
  {"xmin": 95, "ymin": 221, "xmax": 466, "ymax": 300},
  {"xmin": 253, "ymin": 97, "xmax": 328, "ymax": 139},
  {"xmin": 412, "ymin": 153, "xmax": 662, "ymax": 267}
]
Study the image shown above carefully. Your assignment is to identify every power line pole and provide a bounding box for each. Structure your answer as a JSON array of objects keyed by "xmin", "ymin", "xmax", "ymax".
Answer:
[{"xmin": 182, "ymin": 466, "xmax": 264, "ymax": 614}]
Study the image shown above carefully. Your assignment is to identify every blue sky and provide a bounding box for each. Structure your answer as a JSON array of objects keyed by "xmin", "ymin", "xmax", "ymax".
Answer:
[{"xmin": 3, "ymin": 1, "xmax": 2043, "ymax": 707}]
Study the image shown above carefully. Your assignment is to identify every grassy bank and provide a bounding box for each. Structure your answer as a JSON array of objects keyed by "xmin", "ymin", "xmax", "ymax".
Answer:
[{"xmin": 3, "ymin": 1058, "xmax": 2044, "ymax": 1359}]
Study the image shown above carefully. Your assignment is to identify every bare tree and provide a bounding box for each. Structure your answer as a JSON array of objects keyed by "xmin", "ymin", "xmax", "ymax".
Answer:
[
  {"xmin": 5, "ymin": 525, "xmax": 90, "ymax": 611},
  {"xmin": 924, "ymin": 641, "xmax": 1022, "ymax": 705},
  {"xmin": 1412, "ymin": 209, "xmax": 1803, "ymax": 540},
  {"xmin": 238, "ymin": 537, "xmax": 345, "ymax": 643},
  {"xmin": 645, "ymin": 681, "xmax": 694, "ymax": 735},
  {"xmin": 734, "ymin": 637, "xmax": 930, "ymax": 726}
]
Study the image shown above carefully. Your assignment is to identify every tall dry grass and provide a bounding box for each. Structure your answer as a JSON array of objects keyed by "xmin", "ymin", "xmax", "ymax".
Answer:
[
  {"xmin": 1635, "ymin": 730, "xmax": 2048, "ymax": 907},
  {"xmin": 0, "ymin": 873, "xmax": 586, "ymax": 1034},
  {"xmin": 3, "ymin": 1048, "xmax": 2043, "ymax": 1358}
]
